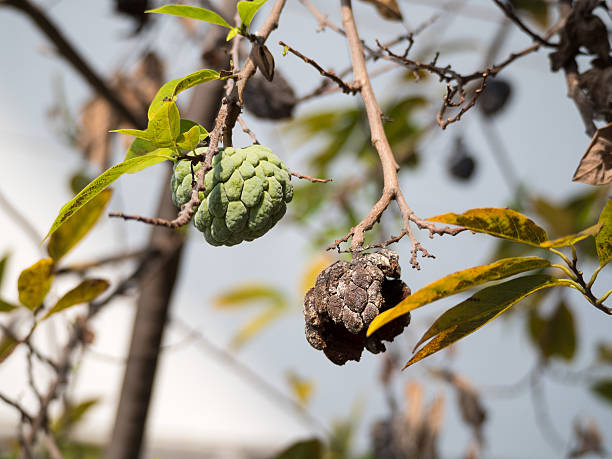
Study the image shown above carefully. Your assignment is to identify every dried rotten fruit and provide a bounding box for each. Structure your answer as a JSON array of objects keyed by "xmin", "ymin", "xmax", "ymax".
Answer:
[
  {"xmin": 303, "ymin": 249, "xmax": 411, "ymax": 365},
  {"xmin": 171, "ymin": 145, "xmax": 293, "ymax": 246},
  {"xmin": 243, "ymin": 72, "xmax": 296, "ymax": 120},
  {"xmin": 448, "ymin": 137, "xmax": 477, "ymax": 181},
  {"xmin": 479, "ymin": 79, "xmax": 512, "ymax": 117}
]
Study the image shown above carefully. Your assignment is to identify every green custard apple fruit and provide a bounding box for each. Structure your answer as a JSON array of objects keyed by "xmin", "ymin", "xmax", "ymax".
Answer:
[{"xmin": 171, "ymin": 145, "xmax": 293, "ymax": 246}]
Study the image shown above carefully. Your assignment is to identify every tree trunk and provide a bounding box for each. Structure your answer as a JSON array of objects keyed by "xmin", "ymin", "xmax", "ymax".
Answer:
[{"xmin": 105, "ymin": 3, "xmax": 236, "ymax": 456}]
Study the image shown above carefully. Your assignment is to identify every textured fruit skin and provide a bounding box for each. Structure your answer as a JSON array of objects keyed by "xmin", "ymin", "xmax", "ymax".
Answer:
[
  {"xmin": 303, "ymin": 249, "xmax": 411, "ymax": 365},
  {"xmin": 171, "ymin": 145, "xmax": 293, "ymax": 246}
]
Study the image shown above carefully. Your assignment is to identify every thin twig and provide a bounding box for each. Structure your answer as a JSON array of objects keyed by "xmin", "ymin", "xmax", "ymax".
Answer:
[
  {"xmin": 0, "ymin": 393, "xmax": 33, "ymax": 424},
  {"xmin": 279, "ymin": 41, "xmax": 359, "ymax": 94},
  {"xmin": 170, "ymin": 316, "xmax": 329, "ymax": 435},
  {"xmin": 335, "ymin": 0, "xmax": 463, "ymax": 268},
  {"xmin": 44, "ymin": 432, "xmax": 65, "ymax": 459},
  {"xmin": 490, "ymin": 0, "xmax": 557, "ymax": 47},
  {"xmin": 290, "ymin": 171, "xmax": 332, "ymax": 183},
  {"xmin": 54, "ymin": 248, "xmax": 151, "ymax": 275},
  {"xmin": 26, "ymin": 349, "xmax": 42, "ymax": 403},
  {"xmin": 297, "ymin": 0, "xmax": 448, "ymax": 103},
  {"xmin": 480, "ymin": 118, "xmax": 525, "ymax": 193},
  {"xmin": 0, "ymin": 0, "xmax": 145, "ymax": 128},
  {"xmin": 377, "ymin": 38, "xmax": 544, "ymax": 129},
  {"xmin": 237, "ymin": 116, "xmax": 259, "ymax": 144},
  {"xmin": 530, "ymin": 369, "xmax": 566, "ymax": 454},
  {"xmin": 0, "ymin": 186, "xmax": 41, "ymax": 249},
  {"xmin": 109, "ymin": 0, "xmax": 288, "ymax": 229}
]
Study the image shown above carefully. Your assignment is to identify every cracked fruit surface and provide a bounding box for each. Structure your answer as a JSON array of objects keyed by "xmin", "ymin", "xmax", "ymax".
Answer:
[
  {"xmin": 171, "ymin": 145, "xmax": 293, "ymax": 246},
  {"xmin": 303, "ymin": 249, "xmax": 411, "ymax": 365}
]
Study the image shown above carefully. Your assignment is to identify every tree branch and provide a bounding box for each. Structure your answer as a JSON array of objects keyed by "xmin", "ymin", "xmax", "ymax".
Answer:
[
  {"xmin": 337, "ymin": 0, "xmax": 462, "ymax": 268},
  {"xmin": 490, "ymin": 0, "xmax": 557, "ymax": 47},
  {"xmin": 279, "ymin": 40, "xmax": 360, "ymax": 94},
  {"xmin": 0, "ymin": 0, "xmax": 146, "ymax": 129},
  {"xmin": 109, "ymin": 0, "xmax": 288, "ymax": 230}
]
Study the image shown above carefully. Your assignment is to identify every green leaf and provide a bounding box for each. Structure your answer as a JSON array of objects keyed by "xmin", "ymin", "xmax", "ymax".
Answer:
[
  {"xmin": 146, "ymin": 5, "xmax": 232, "ymax": 28},
  {"xmin": 226, "ymin": 27, "xmax": 239, "ymax": 41},
  {"xmin": 179, "ymin": 118, "xmax": 209, "ymax": 142},
  {"xmin": 237, "ymin": 0, "xmax": 268, "ymax": 30},
  {"xmin": 124, "ymin": 137, "xmax": 157, "ymax": 160},
  {"xmin": 148, "ymin": 69, "xmax": 220, "ymax": 119},
  {"xmin": 428, "ymin": 208, "xmax": 548, "ymax": 246},
  {"xmin": 125, "ymin": 119, "xmax": 208, "ymax": 159},
  {"xmin": 0, "ymin": 333, "xmax": 18, "ymax": 364},
  {"xmin": 0, "ymin": 299, "xmax": 19, "ymax": 313},
  {"xmin": 17, "ymin": 258, "xmax": 55, "ymax": 310},
  {"xmin": 43, "ymin": 152, "xmax": 174, "ymax": 242},
  {"xmin": 214, "ymin": 284, "xmax": 285, "ymax": 308},
  {"xmin": 367, "ymin": 257, "xmax": 551, "ymax": 336},
  {"xmin": 47, "ymin": 189, "xmax": 113, "ymax": 262},
  {"xmin": 591, "ymin": 379, "xmax": 612, "ymax": 405},
  {"xmin": 52, "ymin": 398, "xmax": 100, "ymax": 435},
  {"xmin": 176, "ymin": 125, "xmax": 202, "ymax": 151},
  {"xmin": 146, "ymin": 100, "xmax": 181, "ymax": 147},
  {"xmin": 511, "ymin": 0, "xmax": 549, "ymax": 27},
  {"xmin": 110, "ymin": 128, "xmax": 154, "ymax": 142},
  {"xmin": 405, "ymin": 275, "xmax": 574, "ymax": 368},
  {"xmin": 114, "ymin": 101, "xmax": 182, "ymax": 149},
  {"xmin": 596, "ymin": 342, "xmax": 612, "ymax": 364},
  {"xmin": 540, "ymin": 223, "xmax": 603, "ymax": 248},
  {"xmin": 273, "ymin": 439, "xmax": 324, "ymax": 459},
  {"xmin": 42, "ymin": 279, "xmax": 110, "ymax": 320},
  {"xmin": 528, "ymin": 301, "xmax": 576, "ymax": 361},
  {"xmin": 595, "ymin": 198, "xmax": 612, "ymax": 266},
  {"xmin": 0, "ymin": 253, "xmax": 9, "ymax": 290}
]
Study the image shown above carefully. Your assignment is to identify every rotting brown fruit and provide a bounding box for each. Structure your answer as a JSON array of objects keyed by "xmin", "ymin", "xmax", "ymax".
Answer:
[{"xmin": 303, "ymin": 249, "xmax": 411, "ymax": 365}]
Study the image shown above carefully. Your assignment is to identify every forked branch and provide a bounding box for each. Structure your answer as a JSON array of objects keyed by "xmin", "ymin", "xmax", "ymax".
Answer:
[{"xmin": 335, "ymin": 0, "xmax": 464, "ymax": 268}]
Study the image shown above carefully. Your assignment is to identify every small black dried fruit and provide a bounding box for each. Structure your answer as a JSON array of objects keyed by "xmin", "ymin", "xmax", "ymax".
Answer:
[
  {"xmin": 448, "ymin": 137, "xmax": 476, "ymax": 181},
  {"xmin": 243, "ymin": 72, "xmax": 297, "ymax": 120},
  {"xmin": 479, "ymin": 79, "xmax": 512, "ymax": 117}
]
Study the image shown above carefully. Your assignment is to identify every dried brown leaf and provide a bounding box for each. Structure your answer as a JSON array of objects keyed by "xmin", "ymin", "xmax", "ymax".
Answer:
[
  {"xmin": 572, "ymin": 122, "xmax": 612, "ymax": 185},
  {"xmin": 579, "ymin": 66, "xmax": 612, "ymax": 122},
  {"xmin": 359, "ymin": 0, "xmax": 403, "ymax": 21},
  {"xmin": 76, "ymin": 52, "xmax": 165, "ymax": 168},
  {"xmin": 251, "ymin": 43, "xmax": 275, "ymax": 82},
  {"xmin": 569, "ymin": 418, "xmax": 604, "ymax": 457}
]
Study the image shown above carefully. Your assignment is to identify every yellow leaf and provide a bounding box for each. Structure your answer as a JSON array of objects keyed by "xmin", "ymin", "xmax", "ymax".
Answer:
[
  {"xmin": 404, "ymin": 275, "xmax": 575, "ymax": 368},
  {"xmin": 428, "ymin": 208, "xmax": 548, "ymax": 246},
  {"xmin": 230, "ymin": 306, "xmax": 286, "ymax": 350},
  {"xmin": 0, "ymin": 299, "xmax": 19, "ymax": 313},
  {"xmin": 540, "ymin": 222, "xmax": 603, "ymax": 248},
  {"xmin": 47, "ymin": 189, "xmax": 113, "ymax": 261},
  {"xmin": 368, "ymin": 257, "xmax": 551, "ymax": 336},
  {"xmin": 42, "ymin": 278, "xmax": 110, "ymax": 320},
  {"xmin": 596, "ymin": 198, "xmax": 612, "ymax": 267},
  {"xmin": 286, "ymin": 370, "xmax": 315, "ymax": 406},
  {"xmin": 17, "ymin": 258, "xmax": 54, "ymax": 310},
  {"xmin": 300, "ymin": 254, "xmax": 334, "ymax": 295},
  {"xmin": 214, "ymin": 284, "xmax": 285, "ymax": 308},
  {"xmin": 0, "ymin": 334, "xmax": 18, "ymax": 364}
]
